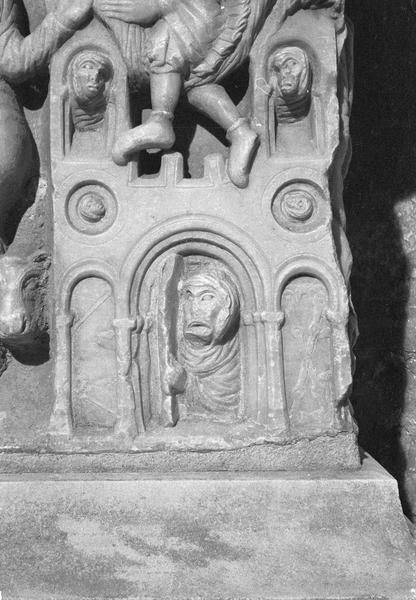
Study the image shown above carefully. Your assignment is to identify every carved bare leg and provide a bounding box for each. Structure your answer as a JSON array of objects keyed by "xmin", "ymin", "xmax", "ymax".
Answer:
[
  {"xmin": 112, "ymin": 72, "xmax": 180, "ymax": 165},
  {"xmin": 187, "ymin": 84, "xmax": 259, "ymax": 188}
]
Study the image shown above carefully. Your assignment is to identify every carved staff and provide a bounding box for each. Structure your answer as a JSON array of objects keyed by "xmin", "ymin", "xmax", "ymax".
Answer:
[{"xmin": 157, "ymin": 254, "xmax": 184, "ymax": 427}]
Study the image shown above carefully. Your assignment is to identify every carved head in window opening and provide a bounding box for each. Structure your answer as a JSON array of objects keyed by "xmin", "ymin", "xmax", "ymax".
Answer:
[
  {"xmin": 0, "ymin": 253, "xmax": 49, "ymax": 343},
  {"xmin": 180, "ymin": 270, "xmax": 240, "ymax": 347},
  {"xmin": 69, "ymin": 51, "xmax": 113, "ymax": 131},
  {"xmin": 269, "ymin": 46, "xmax": 312, "ymax": 122}
]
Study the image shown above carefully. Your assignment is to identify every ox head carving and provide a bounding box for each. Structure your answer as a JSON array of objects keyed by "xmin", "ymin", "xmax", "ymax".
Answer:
[{"xmin": 0, "ymin": 252, "xmax": 50, "ymax": 362}]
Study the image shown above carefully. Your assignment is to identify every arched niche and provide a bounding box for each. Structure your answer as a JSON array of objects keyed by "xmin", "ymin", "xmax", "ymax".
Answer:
[
  {"xmin": 121, "ymin": 219, "xmax": 271, "ymax": 430},
  {"xmin": 264, "ymin": 41, "xmax": 320, "ymax": 157},
  {"xmin": 51, "ymin": 261, "xmax": 120, "ymax": 439},
  {"xmin": 70, "ymin": 276, "xmax": 117, "ymax": 433},
  {"xmin": 50, "ymin": 19, "xmax": 130, "ymax": 164},
  {"xmin": 275, "ymin": 257, "xmax": 352, "ymax": 436},
  {"xmin": 250, "ymin": 9, "xmax": 338, "ymax": 159},
  {"xmin": 281, "ymin": 275, "xmax": 333, "ymax": 435}
]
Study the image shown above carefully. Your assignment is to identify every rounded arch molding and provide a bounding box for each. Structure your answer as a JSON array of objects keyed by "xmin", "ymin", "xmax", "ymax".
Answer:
[
  {"xmin": 274, "ymin": 254, "xmax": 349, "ymax": 319},
  {"xmin": 60, "ymin": 259, "xmax": 118, "ymax": 314},
  {"xmin": 119, "ymin": 215, "xmax": 272, "ymax": 316}
]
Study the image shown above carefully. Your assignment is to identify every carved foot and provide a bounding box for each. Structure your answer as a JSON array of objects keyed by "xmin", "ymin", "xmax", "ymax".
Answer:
[
  {"xmin": 112, "ymin": 111, "xmax": 176, "ymax": 166},
  {"xmin": 227, "ymin": 119, "xmax": 259, "ymax": 189}
]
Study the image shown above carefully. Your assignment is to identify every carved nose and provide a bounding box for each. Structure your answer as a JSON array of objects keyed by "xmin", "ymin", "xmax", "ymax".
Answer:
[{"xmin": 0, "ymin": 313, "xmax": 26, "ymax": 336}]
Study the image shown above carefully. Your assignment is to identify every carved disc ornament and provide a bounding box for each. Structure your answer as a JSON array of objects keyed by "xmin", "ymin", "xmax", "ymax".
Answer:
[
  {"xmin": 271, "ymin": 182, "xmax": 325, "ymax": 233},
  {"xmin": 66, "ymin": 184, "xmax": 117, "ymax": 235},
  {"xmin": 281, "ymin": 189, "xmax": 314, "ymax": 221}
]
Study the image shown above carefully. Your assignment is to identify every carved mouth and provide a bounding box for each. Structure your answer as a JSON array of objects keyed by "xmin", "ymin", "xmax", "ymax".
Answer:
[
  {"xmin": 281, "ymin": 81, "xmax": 297, "ymax": 90},
  {"xmin": 187, "ymin": 321, "xmax": 209, "ymax": 329}
]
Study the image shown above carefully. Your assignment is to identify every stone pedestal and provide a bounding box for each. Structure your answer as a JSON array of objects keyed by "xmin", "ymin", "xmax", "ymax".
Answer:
[{"xmin": 0, "ymin": 454, "xmax": 414, "ymax": 600}]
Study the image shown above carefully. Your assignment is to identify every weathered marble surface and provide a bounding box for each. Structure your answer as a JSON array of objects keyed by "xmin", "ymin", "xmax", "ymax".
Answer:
[
  {"xmin": 0, "ymin": 456, "xmax": 414, "ymax": 600},
  {"xmin": 46, "ymin": 1, "xmax": 356, "ymax": 465},
  {"xmin": 0, "ymin": 0, "xmax": 359, "ymax": 469},
  {"xmin": 0, "ymin": 2, "xmax": 413, "ymax": 598}
]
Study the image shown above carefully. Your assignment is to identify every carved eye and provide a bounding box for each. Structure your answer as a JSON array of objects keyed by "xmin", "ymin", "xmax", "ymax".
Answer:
[
  {"xmin": 201, "ymin": 293, "xmax": 215, "ymax": 302},
  {"xmin": 285, "ymin": 59, "xmax": 297, "ymax": 69}
]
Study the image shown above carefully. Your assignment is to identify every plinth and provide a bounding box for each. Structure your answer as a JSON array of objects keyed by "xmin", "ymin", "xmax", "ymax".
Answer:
[{"xmin": 0, "ymin": 454, "xmax": 414, "ymax": 600}]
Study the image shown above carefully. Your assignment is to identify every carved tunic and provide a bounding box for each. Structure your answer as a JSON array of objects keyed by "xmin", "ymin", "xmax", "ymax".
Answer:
[
  {"xmin": 96, "ymin": 0, "xmax": 338, "ymax": 92},
  {"xmin": 148, "ymin": 0, "xmax": 224, "ymax": 76},
  {"xmin": 179, "ymin": 334, "xmax": 241, "ymax": 417}
]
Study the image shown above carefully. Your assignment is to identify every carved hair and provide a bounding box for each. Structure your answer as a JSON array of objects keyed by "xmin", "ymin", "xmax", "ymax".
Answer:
[{"xmin": 269, "ymin": 46, "xmax": 312, "ymax": 123}]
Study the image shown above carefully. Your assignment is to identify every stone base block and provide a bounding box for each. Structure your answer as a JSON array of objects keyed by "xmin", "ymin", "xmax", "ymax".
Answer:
[{"xmin": 0, "ymin": 455, "xmax": 414, "ymax": 600}]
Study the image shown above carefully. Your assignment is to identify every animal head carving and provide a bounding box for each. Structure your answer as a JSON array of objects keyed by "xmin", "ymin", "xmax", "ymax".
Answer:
[{"xmin": 0, "ymin": 252, "xmax": 50, "ymax": 345}]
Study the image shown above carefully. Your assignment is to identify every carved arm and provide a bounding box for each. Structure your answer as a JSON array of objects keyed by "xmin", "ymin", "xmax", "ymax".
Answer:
[{"xmin": 0, "ymin": 0, "xmax": 92, "ymax": 84}]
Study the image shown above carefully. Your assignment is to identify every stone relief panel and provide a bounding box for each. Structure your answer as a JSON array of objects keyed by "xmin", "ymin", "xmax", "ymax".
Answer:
[
  {"xmin": 70, "ymin": 277, "xmax": 117, "ymax": 434},
  {"xmin": 89, "ymin": 0, "xmax": 342, "ymax": 185},
  {"xmin": 50, "ymin": 18, "xmax": 130, "ymax": 166},
  {"xmin": 266, "ymin": 45, "xmax": 315, "ymax": 156},
  {"xmin": 0, "ymin": 0, "xmax": 356, "ymax": 467},
  {"xmin": 135, "ymin": 254, "xmax": 243, "ymax": 430},
  {"xmin": 282, "ymin": 276, "xmax": 334, "ymax": 434},
  {"xmin": 250, "ymin": 8, "xmax": 345, "ymax": 160},
  {"xmin": 177, "ymin": 264, "xmax": 241, "ymax": 420},
  {"xmin": 67, "ymin": 50, "xmax": 114, "ymax": 159}
]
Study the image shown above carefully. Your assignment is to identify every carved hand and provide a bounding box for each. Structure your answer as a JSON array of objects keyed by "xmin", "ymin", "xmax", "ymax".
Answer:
[
  {"xmin": 163, "ymin": 355, "xmax": 187, "ymax": 396},
  {"xmin": 55, "ymin": 0, "xmax": 94, "ymax": 29},
  {"xmin": 94, "ymin": 0, "xmax": 162, "ymax": 26}
]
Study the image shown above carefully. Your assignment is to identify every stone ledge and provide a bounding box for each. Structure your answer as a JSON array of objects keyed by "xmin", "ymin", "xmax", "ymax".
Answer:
[
  {"xmin": 0, "ymin": 455, "xmax": 414, "ymax": 600},
  {"xmin": 0, "ymin": 432, "xmax": 360, "ymax": 472}
]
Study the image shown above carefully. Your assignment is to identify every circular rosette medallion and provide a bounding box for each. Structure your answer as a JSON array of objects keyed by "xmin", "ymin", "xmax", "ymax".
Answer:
[
  {"xmin": 66, "ymin": 184, "xmax": 117, "ymax": 235},
  {"xmin": 271, "ymin": 182, "xmax": 325, "ymax": 233}
]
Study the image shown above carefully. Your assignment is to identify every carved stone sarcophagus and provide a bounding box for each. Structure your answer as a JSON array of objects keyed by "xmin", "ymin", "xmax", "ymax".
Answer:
[{"xmin": 46, "ymin": 1, "xmax": 358, "ymax": 469}]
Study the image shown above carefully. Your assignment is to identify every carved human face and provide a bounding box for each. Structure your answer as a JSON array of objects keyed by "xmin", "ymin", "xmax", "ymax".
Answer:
[
  {"xmin": 182, "ymin": 277, "xmax": 231, "ymax": 346},
  {"xmin": 274, "ymin": 56, "xmax": 304, "ymax": 97},
  {"xmin": 73, "ymin": 58, "xmax": 108, "ymax": 103}
]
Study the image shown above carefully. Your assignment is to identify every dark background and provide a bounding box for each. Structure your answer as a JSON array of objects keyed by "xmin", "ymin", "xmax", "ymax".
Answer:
[{"xmin": 344, "ymin": 0, "xmax": 416, "ymax": 518}]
